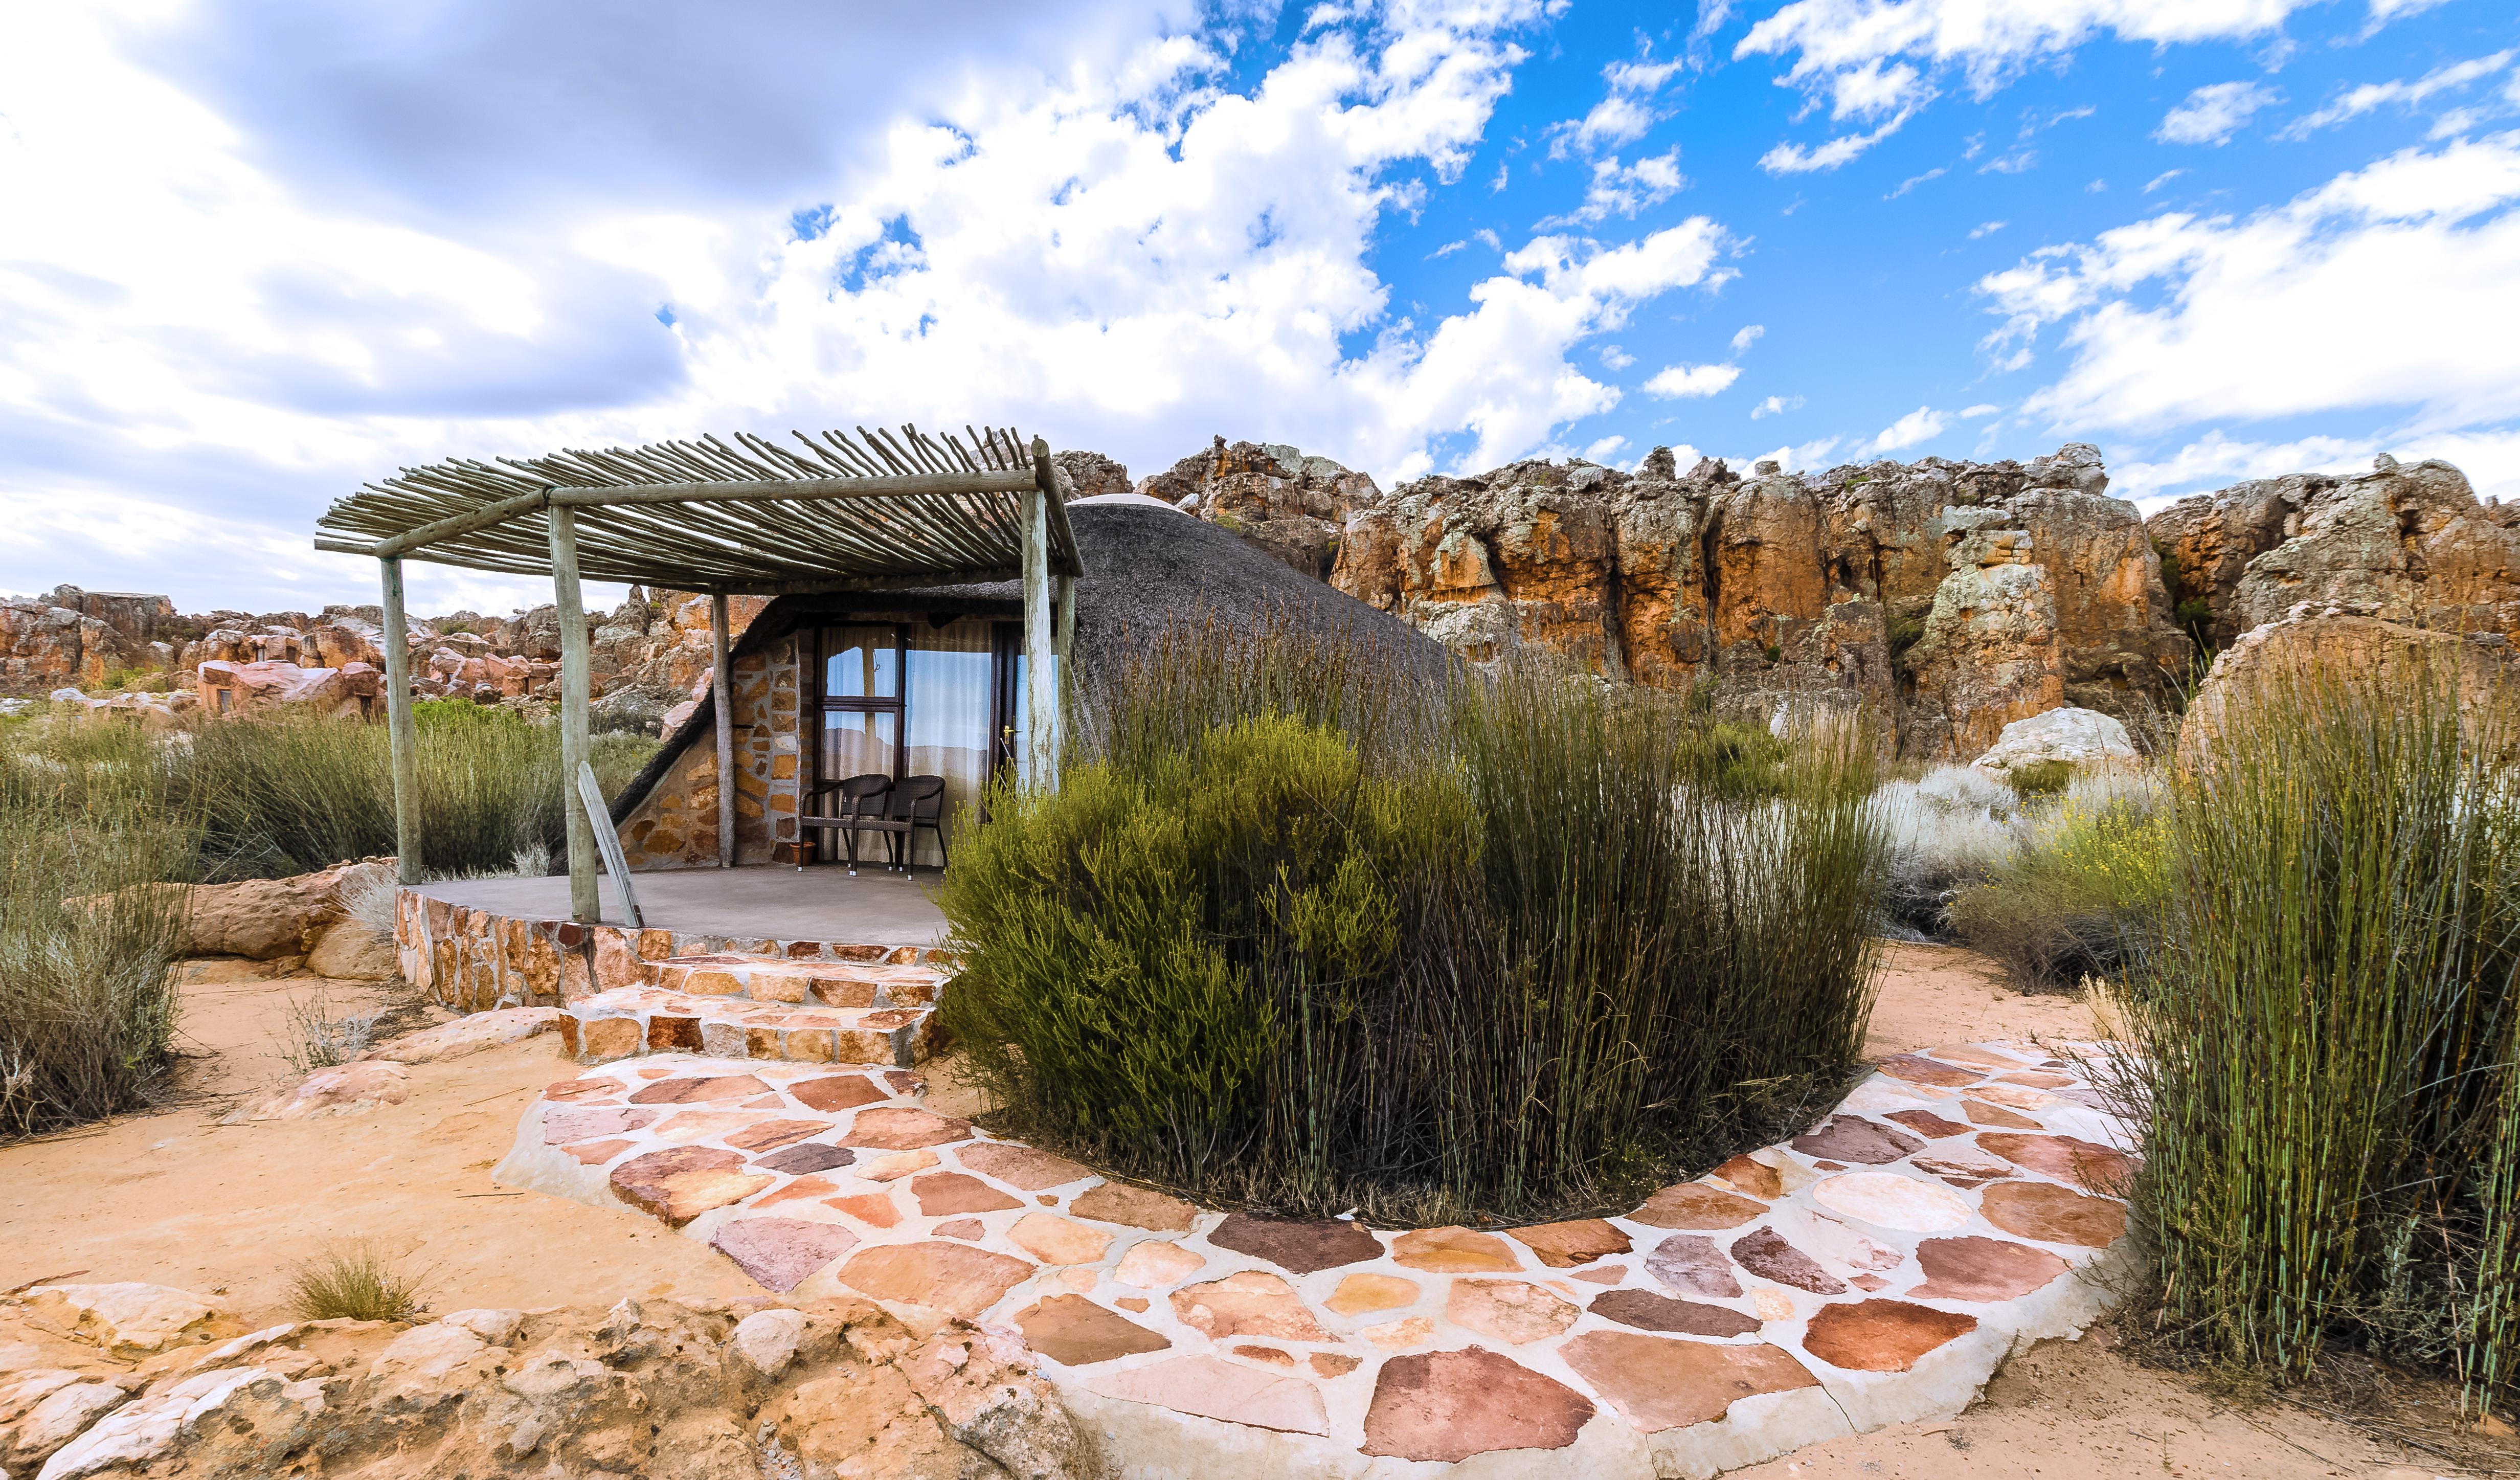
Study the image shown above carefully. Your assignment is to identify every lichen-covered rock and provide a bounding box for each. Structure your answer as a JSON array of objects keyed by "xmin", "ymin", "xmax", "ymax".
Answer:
[
  {"xmin": 2179, "ymin": 607, "xmax": 2520, "ymax": 764},
  {"xmin": 2150, "ymin": 457, "xmax": 2520, "ymax": 653},
  {"xmin": 1139, "ymin": 436, "xmax": 1383, "ymax": 581},
  {"xmin": 1329, "ymin": 441, "xmax": 2187, "ymax": 757}
]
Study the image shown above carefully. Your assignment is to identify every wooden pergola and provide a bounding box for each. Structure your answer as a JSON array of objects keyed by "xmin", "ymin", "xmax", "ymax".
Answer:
[{"xmin": 314, "ymin": 424, "xmax": 1083, "ymax": 920}]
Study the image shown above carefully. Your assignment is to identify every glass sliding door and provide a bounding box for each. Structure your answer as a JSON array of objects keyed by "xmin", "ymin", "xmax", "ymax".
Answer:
[{"xmin": 813, "ymin": 618, "xmax": 1008, "ymax": 870}]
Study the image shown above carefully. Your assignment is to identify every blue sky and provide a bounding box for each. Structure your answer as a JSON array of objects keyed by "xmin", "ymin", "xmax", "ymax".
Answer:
[{"xmin": 4, "ymin": 0, "xmax": 2516, "ymax": 613}]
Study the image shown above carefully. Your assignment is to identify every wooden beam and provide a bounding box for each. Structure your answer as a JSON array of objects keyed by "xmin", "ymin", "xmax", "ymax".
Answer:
[
  {"xmin": 711, "ymin": 592, "xmax": 736, "ymax": 870},
  {"xmin": 1022, "ymin": 480, "xmax": 1056, "ymax": 790},
  {"xmin": 1053, "ymin": 572, "xmax": 1075, "ymax": 668},
  {"xmin": 548, "ymin": 506, "xmax": 599, "ymax": 924},
  {"xmin": 378, "ymin": 557, "xmax": 422, "ymax": 887},
  {"xmin": 1034, "ymin": 436, "xmax": 1086, "ymax": 578}
]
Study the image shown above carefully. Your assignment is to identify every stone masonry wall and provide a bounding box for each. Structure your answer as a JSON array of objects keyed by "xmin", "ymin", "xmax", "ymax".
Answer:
[
  {"xmin": 615, "ymin": 634, "xmax": 804, "ymax": 869},
  {"xmin": 392, "ymin": 886, "xmax": 952, "ymax": 1011}
]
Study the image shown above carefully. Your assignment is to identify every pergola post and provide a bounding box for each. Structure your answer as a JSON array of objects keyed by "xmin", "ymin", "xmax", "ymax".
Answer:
[
  {"xmin": 378, "ymin": 556, "xmax": 421, "ymax": 886},
  {"xmin": 1023, "ymin": 439, "xmax": 1058, "ymax": 789},
  {"xmin": 547, "ymin": 506, "xmax": 599, "ymax": 923},
  {"xmin": 711, "ymin": 592, "xmax": 736, "ymax": 868}
]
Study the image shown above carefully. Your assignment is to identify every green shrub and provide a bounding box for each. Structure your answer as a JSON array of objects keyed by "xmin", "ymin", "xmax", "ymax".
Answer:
[
  {"xmin": 1946, "ymin": 783, "xmax": 2168, "ymax": 988},
  {"xmin": 941, "ymin": 620, "xmax": 1885, "ymax": 1222},
  {"xmin": 286, "ymin": 1239, "xmax": 429, "ymax": 1322},
  {"xmin": 0, "ymin": 724, "xmax": 194, "ymax": 1136},
  {"xmin": 2122, "ymin": 656, "xmax": 2520, "ymax": 1397},
  {"xmin": 2006, "ymin": 758, "xmax": 2076, "ymax": 797}
]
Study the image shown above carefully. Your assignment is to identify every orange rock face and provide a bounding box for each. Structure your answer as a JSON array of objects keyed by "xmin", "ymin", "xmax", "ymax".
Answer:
[{"xmin": 1328, "ymin": 441, "xmax": 2192, "ymax": 757}]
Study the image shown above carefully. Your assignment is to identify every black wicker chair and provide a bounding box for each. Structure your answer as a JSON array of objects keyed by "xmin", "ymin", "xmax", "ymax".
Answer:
[
  {"xmin": 798, "ymin": 773, "xmax": 901, "ymax": 875},
  {"xmin": 889, "ymin": 775, "xmax": 950, "ymax": 871}
]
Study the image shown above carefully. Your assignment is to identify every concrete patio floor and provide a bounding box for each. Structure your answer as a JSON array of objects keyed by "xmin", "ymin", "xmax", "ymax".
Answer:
[{"xmin": 414, "ymin": 864, "xmax": 949, "ymax": 947}]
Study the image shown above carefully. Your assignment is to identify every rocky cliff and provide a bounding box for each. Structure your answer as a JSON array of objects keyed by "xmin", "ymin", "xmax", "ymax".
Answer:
[
  {"xmin": 1137, "ymin": 437, "xmax": 1383, "ymax": 581},
  {"xmin": 1326, "ymin": 442, "xmax": 2192, "ymax": 757},
  {"xmin": 2146, "ymin": 455, "xmax": 2520, "ymax": 652}
]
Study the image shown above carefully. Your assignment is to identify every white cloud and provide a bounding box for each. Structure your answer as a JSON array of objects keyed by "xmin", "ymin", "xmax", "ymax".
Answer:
[
  {"xmin": 1756, "ymin": 436, "xmax": 1841, "ymax": 470},
  {"xmin": 1730, "ymin": 324, "xmax": 1766, "ymax": 353},
  {"xmin": 2156, "ymin": 81, "xmax": 2282, "ymax": 145},
  {"xmin": 1870, "ymin": 405, "xmax": 1950, "ymax": 451},
  {"xmin": 1537, "ymin": 148, "xmax": 1685, "ymax": 227},
  {"xmin": 1888, "ymin": 165, "xmax": 1947, "ymax": 197},
  {"xmin": 1644, "ymin": 362, "xmax": 1744, "ymax": 398},
  {"xmin": 0, "ymin": 1, "xmax": 1754, "ymax": 607},
  {"xmin": 2281, "ymin": 51, "xmax": 2514, "ymax": 139},
  {"xmin": 1961, "ymin": 402, "xmax": 2001, "ymax": 417},
  {"xmin": 2145, "ymin": 168, "xmax": 2187, "ymax": 192},
  {"xmin": 1969, "ymin": 220, "xmax": 2006, "ymax": 238},
  {"xmin": 1738, "ymin": 0, "xmax": 2310, "ymax": 120},
  {"xmin": 1751, "ymin": 393, "xmax": 1804, "ymax": 418},
  {"xmin": 1551, "ymin": 50, "xmax": 1684, "ymax": 156},
  {"xmin": 1583, "ymin": 434, "xmax": 1629, "ymax": 461},
  {"xmin": 1759, "ymin": 110, "xmax": 1915, "ymax": 174},
  {"xmin": 1977, "ymin": 132, "xmax": 2520, "ymax": 440},
  {"xmin": 1600, "ymin": 344, "xmax": 1636, "ymax": 370}
]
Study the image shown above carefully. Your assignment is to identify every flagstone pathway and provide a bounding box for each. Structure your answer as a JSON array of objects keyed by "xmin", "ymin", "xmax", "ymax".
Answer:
[{"xmin": 493, "ymin": 1033, "xmax": 2136, "ymax": 1478}]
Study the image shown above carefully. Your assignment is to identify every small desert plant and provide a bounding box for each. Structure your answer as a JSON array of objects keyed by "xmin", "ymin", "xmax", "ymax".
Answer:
[
  {"xmin": 1946, "ymin": 781, "xmax": 2169, "ymax": 989},
  {"xmin": 2120, "ymin": 654, "xmax": 2520, "ymax": 1398},
  {"xmin": 2005, "ymin": 758, "xmax": 2076, "ymax": 797},
  {"xmin": 276, "ymin": 988, "xmax": 386, "ymax": 1073},
  {"xmin": 286, "ymin": 1239, "xmax": 430, "ymax": 1322},
  {"xmin": 1867, "ymin": 764, "xmax": 2026, "ymax": 932}
]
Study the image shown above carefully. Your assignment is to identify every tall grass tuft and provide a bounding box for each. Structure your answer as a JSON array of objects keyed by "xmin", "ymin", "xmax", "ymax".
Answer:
[
  {"xmin": 2124, "ymin": 653, "xmax": 2520, "ymax": 1400},
  {"xmin": 940, "ymin": 614, "xmax": 1885, "ymax": 1221},
  {"xmin": 0, "ymin": 722, "xmax": 195, "ymax": 1136},
  {"xmin": 1946, "ymin": 774, "xmax": 2170, "ymax": 990}
]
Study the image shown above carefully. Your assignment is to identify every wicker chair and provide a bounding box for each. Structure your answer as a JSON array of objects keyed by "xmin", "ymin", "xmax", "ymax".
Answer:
[
  {"xmin": 889, "ymin": 775, "xmax": 950, "ymax": 871},
  {"xmin": 798, "ymin": 773, "xmax": 898, "ymax": 874}
]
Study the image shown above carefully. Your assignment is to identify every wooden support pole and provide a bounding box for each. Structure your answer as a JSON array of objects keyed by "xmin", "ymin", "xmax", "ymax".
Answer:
[
  {"xmin": 378, "ymin": 557, "xmax": 422, "ymax": 887},
  {"xmin": 548, "ymin": 507, "xmax": 599, "ymax": 923},
  {"xmin": 711, "ymin": 592, "xmax": 736, "ymax": 869},
  {"xmin": 1023, "ymin": 440, "xmax": 1058, "ymax": 790}
]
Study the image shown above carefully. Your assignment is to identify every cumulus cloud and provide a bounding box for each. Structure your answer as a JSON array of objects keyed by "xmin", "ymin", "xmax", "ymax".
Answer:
[
  {"xmin": 2281, "ymin": 51, "xmax": 2514, "ymax": 139},
  {"xmin": 1969, "ymin": 220, "xmax": 2006, "ymax": 237},
  {"xmin": 2156, "ymin": 81, "xmax": 2283, "ymax": 145},
  {"xmin": 0, "ymin": 1, "xmax": 1749, "ymax": 608},
  {"xmin": 1870, "ymin": 405, "xmax": 1950, "ymax": 451},
  {"xmin": 1730, "ymin": 324, "xmax": 1766, "ymax": 353},
  {"xmin": 1977, "ymin": 132, "xmax": 2520, "ymax": 444},
  {"xmin": 1644, "ymin": 362, "xmax": 1744, "ymax": 398},
  {"xmin": 1751, "ymin": 393, "xmax": 1804, "ymax": 418}
]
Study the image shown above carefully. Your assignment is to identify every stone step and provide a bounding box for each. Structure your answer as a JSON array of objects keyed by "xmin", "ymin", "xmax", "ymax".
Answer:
[
  {"xmin": 639, "ymin": 953, "xmax": 948, "ymax": 1011},
  {"xmin": 557, "ymin": 985, "xmax": 935, "ymax": 1069}
]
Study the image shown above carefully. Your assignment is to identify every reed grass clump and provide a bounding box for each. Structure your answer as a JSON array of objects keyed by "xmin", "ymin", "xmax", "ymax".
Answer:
[
  {"xmin": 940, "ymin": 614, "xmax": 1885, "ymax": 1221},
  {"xmin": 2122, "ymin": 655, "xmax": 2520, "ymax": 1402},
  {"xmin": 0, "ymin": 723, "xmax": 194, "ymax": 1136}
]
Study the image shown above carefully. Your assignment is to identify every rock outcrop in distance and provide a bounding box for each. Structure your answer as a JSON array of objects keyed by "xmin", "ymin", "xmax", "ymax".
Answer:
[{"xmin": 1322, "ymin": 442, "xmax": 2190, "ymax": 758}]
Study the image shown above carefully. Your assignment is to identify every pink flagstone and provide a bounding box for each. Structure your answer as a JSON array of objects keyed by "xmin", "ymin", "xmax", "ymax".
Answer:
[
  {"xmin": 1091, "ymin": 1354, "xmax": 1330, "ymax": 1436},
  {"xmin": 709, "ymin": 1217, "xmax": 859, "ymax": 1291},
  {"xmin": 1360, "ymin": 1347, "xmax": 1592, "ymax": 1462},
  {"xmin": 1560, "ymin": 1330, "xmax": 1819, "ymax": 1432}
]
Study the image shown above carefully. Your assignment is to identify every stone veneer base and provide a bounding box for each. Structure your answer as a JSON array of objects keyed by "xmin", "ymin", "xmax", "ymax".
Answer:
[
  {"xmin": 494, "ymin": 1039, "xmax": 2139, "ymax": 1477},
  {"xmin": 391, "ymin": 885, "xmax": 955, "ymax": 1013}
]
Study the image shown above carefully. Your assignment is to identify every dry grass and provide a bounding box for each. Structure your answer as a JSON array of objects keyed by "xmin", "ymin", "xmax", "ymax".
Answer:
[{"xmin": 286, "ymin": 1239, "xmax": 430, "ymax": 1322}]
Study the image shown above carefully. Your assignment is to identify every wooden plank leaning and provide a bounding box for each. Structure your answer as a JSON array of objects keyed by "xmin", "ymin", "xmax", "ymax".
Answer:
[{"xmin": 575, "ymin": 761, "xmax": 644, "ymax": 930}]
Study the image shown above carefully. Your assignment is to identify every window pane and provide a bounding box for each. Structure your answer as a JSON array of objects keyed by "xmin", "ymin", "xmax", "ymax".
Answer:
[
  {"xmin": 824, "ymin": 625, "xmax": 898, "ymax": 699},
  {"xmin": 819, "ymin": 709, "xmax": 897, "ymax": 781}
]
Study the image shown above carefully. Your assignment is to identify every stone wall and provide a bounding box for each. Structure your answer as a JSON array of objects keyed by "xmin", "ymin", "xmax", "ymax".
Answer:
[
  {"xmin": 392, "ymin": 885, "xmax": 952, "ymax": 1011},
  {"xmin": 1329, "ymin": 442, "xmax": 2191, "ymax": 758},
  {"xmin": 615, "ymin": 633, "xmax": 805, "ymax": 869}
]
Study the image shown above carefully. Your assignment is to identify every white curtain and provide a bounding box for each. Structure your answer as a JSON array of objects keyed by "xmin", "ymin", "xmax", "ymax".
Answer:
[{"xmin": 903, "ymin": 619, "xmax": 995, "ymax": 867}]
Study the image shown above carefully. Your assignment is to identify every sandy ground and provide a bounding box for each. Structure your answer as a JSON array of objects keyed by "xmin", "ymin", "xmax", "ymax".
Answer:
[{"xmin": 0, "ymin": 944, "xmax": 2486, "ymax": 1476}]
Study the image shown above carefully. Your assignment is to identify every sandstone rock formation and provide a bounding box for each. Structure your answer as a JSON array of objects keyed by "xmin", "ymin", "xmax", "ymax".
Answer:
[
  {"xmin": 2148, "ymin": 456, "xmax": 2520, "ymax": 652},
  {"xmin": 0, "ymin": 1287, "xmax": 1079, "ymax": 1479},
  {"xmin": 2177, "ymin": 603, "xmax": 2520, "ymax": 765},
  {"xmin": 1331, "ymin": 442, "xmax": 2191, "ymax": 757},
  {"xmin": 1139, "ymin": 437, "xmax": 1382, "ymax": 581}
]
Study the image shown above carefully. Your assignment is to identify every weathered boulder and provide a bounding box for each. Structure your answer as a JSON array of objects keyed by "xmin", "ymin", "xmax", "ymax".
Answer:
[
  {"xmin": 1329, "ymin": 441, "xmax": 2188, "ymax": 757},
  {"xmin": 22, "ymin": 1286, "xmax": 241, "ymax": 1359},
  {"xmin": 2178, "ymin": 606, "xmax": 2520, "ymax": 765},
  {"xmin": 223, "ymin": 1060, "xmax": 414, "ymax": 1123},
  {"xmin": 304, "ymin": 918, "xmax": 400, "ymax": 979},
  {"xmin": 1141, "ymin": 437, "xmax": 1383, "ymax": 581},
  {"xmin": 362, "ymin": 1007, "xmax": 565, "ymax": 1064},
  {"xmin": 2149, "ymin": 456, "xmax": 2520, "ymax": 652},
  {"xmin": 1052, "ymin": 449, "xmax": 1132, "ymax": 501},
  {"xmin": 1970, "ymin": 706, "xmax": 2139, "ymax": 778}
]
